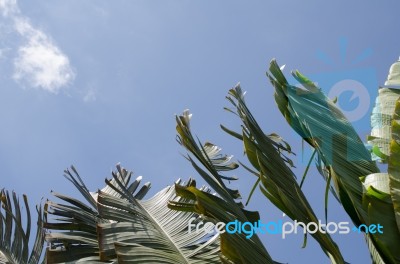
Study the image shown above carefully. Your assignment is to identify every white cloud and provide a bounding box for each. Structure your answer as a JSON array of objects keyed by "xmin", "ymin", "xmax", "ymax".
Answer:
[
  {"xmin": 0, "ymin": 0, "xmax": 75, "ymax": 93},
  {"xmin": 13, "ymin": 18, "xmax": 75, "ymax": 93},
  {"xmin": 0, "ymin": 0, "xmax": 18, "ymax": 17}
]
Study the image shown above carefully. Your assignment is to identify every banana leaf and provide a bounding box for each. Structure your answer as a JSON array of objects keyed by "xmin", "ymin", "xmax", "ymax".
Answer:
[
  {"xmin": 45, "ymin": 165, "xmax": 221, "ymax": 263},
  {"xmin": 0, "ymin": 190, "xmax": 45, "ymax": 264},
  {"xmin": 223, "ymin": 84, "xmax": 345, "ymax": 264},
  {"xmin": 266, "ymin": 59, "xmax": 379, "ymax": 228},
  {"xmin": 175, "ymin": 110, "xmax": 276, "ymax": 264}
]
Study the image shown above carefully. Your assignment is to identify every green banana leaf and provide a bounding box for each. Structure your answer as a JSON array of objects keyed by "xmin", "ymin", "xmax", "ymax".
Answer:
[
  {"xmin": 169, "ymin": 182, "xmax": 275, "ymax": 264},
  {"xmin": 45, "ymin": 165, "xmax": 221, "ymax": 263},
  {"xmin": 361, "ymin": 173, "xmax": 400, "ymax": 263},
  {"xmin": 266, "ymin": 59, "xmax": 379, "ymax": 228},
  {"xmin": 175, "ymin": 110, "xmax": 276, "ymax": 264},
  {"xmin": 266, "ymin": 60, "xmax": 400, "ymax": 263},
  {"xmin": 176, "ymin": 110, "xmax": 240, "ymax": 203},
  {"xmin": 223, "ymin": 84, "xmax": 345, "ymax": 264}
]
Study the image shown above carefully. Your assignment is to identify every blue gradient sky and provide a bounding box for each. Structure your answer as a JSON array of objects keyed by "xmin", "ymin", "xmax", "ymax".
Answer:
[{"xmin": 1, "ymin": 1, "xmax": 399, "ymax": 263}]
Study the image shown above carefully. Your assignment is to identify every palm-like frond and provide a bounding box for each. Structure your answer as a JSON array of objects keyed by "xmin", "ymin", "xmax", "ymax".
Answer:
[
  {"xmin": 0, "ymin": 190, "xmax": 45, "ymax": 264},
  {"xmin": 174, "ymin": 110, "xmax": 276, "ymax": 264},
  {"xmin": 266, "ymin": 60, "xmax": 400, "ymax": 263},
  {"xmin": 44, "ymin": 165, "xmax": 143, "ymax": 263},
  {"xmin": 266, "ymin": 59, "xmax": 379, "ymax": 227},
  {"xmin": 223, "ymin": 84, "xmax": 345, "ymax": 263},
  {"xmin": 176, "ymin": 110, "xmax": 240, "ymax": 203},
  {"xmin": 45, "ymin": 165, "xmax": 221, "ymax": 263},
  {"xmin": 361, "ymin": 173, "xmax": 400, "ymax": 263},
  {"xmin": 169, "ymin": 182, "xmax": 273, "ymax": 264}
]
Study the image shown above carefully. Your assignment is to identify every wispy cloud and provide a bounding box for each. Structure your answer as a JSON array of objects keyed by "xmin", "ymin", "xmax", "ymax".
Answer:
[
  {"xmin": 13, "ymin": 18, "xmax": 75, "ymax": 93},
  {"xmin": 0, "ymin": 0, "xmax": 18, "ymax": 17},
  {"xmin": 0, "ymin": 0, "xmax": 75, "ymax": 93}
]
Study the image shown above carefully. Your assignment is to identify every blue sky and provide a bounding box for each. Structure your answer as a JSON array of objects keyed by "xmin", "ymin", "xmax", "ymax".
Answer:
[{"xmin": 1, "ymin": 1, "xmax": 399, "ymax": 263}]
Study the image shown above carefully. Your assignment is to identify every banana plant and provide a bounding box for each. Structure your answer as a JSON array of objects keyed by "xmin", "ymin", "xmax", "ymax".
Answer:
[{"xmin": 2, "ymin": 57, "xmax": 400, "ymax": 264}]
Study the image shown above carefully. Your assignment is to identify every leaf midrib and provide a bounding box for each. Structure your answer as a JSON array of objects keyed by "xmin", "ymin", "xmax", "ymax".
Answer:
[{"xmin": 134, "ymin": 188, "xmax": 191, "ymax": 264}]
